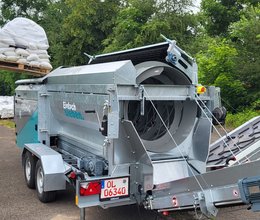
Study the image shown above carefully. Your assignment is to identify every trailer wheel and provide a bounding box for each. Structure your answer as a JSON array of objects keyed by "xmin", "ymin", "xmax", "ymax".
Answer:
[
  {"xmin": 35, "ymin": 160, "xmax": 56, "ymax": 203},
  {"xmin": 23, "ymin": 151, "xmax": 36, "ymax": 189}
]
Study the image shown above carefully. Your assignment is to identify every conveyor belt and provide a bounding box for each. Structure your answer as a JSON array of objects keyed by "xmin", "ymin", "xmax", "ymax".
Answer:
[{"xmin": 207, "ymin": 116, "xmax": 260, "ymax": 167}]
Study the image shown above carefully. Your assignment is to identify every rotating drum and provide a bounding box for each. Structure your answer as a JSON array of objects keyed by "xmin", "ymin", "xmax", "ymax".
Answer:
[{"xmin": 125, "ymin": 61, "xmax": 198, "ymax": 153}]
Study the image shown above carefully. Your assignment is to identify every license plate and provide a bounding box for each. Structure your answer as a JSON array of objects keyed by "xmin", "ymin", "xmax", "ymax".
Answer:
[{"xmin": 100, "ymin": 177, "xmax": 129, "ymax": 201}]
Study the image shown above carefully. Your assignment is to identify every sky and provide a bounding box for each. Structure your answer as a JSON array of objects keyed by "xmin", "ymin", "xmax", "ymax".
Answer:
[{"xmin": 192, "ymin": 0, "xmax": 202, "ymax": 12}]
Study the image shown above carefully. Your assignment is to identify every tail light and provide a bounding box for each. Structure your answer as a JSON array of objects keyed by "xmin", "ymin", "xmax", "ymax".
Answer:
[{"xmin": 80, "ymin": 181, "xmax": 101, "ymax": 196}]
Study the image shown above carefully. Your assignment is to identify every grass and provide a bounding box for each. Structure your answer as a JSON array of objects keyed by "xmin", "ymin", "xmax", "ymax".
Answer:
[
  {"xmin": 225, "ymin": 109, "xmax": 259, "ymax": 128},
  {"xmin": 0, "ymin": 119, "xmax": 15, "ymax": 129}
]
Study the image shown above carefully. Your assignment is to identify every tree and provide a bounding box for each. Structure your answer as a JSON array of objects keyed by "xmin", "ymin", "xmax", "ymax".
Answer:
[
  {"xmin": 200, "ymin": 0, "xmax": 243, "ymax": 36},
  {"xmin": 38, "ymin": 0, "xmax": 70, "ymax": 68},
  {"xmin": 56, "ymin": 0, "xmax": 122, "ymax": 66},
  {"xmin": 0, "ymin": 70, "xmax": 28, "ymax": 95},
  {"xmin": 102, "ymin": 0, "xmax": 156, "ymax": 52},
  {"xmin": 196, "ymin": 38, "xmax": 249, "ymax": 111},
  {"xmin": 229, "ymin": 4, "xmax": 260, "ymax": 107},
  {"xmin": 103, "ymin": 0, "xmax": 197, "ymax": 53},
  {"xmin": 0, "ymin": 0, "xmax": 49, "ymax": 26}
]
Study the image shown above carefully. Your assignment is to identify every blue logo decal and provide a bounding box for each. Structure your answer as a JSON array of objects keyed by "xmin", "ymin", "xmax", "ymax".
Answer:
[{"xmin": 64, "ymin": 109, "xmax": 84, "ymax": 120}]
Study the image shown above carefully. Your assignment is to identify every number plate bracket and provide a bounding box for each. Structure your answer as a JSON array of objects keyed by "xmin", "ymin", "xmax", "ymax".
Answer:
[{"xmin": 100, "ymin": 177, "xmax": 130, "ymax": 201}]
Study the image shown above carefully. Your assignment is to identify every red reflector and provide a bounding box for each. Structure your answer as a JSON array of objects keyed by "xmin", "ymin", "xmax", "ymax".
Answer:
[
  {"xmin": 80, "ymin": 182, "xmax": 101, "ymax": 196},
  {"xmin": 69, "ymin": 171, "xmax": 76, "ymax": 179},
  {"xmin": 162, "ymin": 211, "xmax": 169, "ymax": 216}
]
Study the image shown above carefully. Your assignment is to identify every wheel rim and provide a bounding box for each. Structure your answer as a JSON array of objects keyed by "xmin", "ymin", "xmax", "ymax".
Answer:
[
  {"xmin": 37, "ymin": 166, "xmax": 44, "ymax": 194},
  {"xmin": 25, "ymin": 158, "xmax": 31, "ymax": 181}
]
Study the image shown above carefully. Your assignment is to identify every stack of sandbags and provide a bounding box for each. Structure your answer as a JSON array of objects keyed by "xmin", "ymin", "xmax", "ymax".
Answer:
[
  {"xmin": 0, "ymin": 17, "xmax": 52, "ymax": 71},
  {"xmin": 0, "ymin": 96, "xmax": 14, "ymax": 119}
]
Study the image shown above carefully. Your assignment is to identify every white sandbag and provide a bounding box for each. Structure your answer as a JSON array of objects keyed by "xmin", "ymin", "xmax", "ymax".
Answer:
[
  {"xmin": 38, "ymin": 54, "xmax": 50, "ymax": 59},
  {"xmin": 14, "ymin": 37, "xmax": 29, "ymax": 48},
  {"xmin": 4, "ymin": 51, "xmax": 17, "ymax": 56},
  {"xmin": 0, "ymin": 30, "xmax": 15, "ymax": 45},
  {"xmin": 40, "ymin": 58, "xmax": 50, "ymax": 63},
  {"xmin": 17, "ymin": 58, "xmax": 28, "ymax": 64},
  {"xmin": 0, "ymin": 109, "xmax": 14, "ymax": 119},
  {"xmin": 28, "ymin": 42, "xmax": 38, "ymax": 50},
  {"xmin": 29, "ymin": 61, "xmax": 40, "ymax": 67},
  {"xmin": 0, "ymin": 28, "xmax": 15, "ymax": 37},
  {"xmin": 27, "ymin": 49, "xmax": 48, "ymax": 55},
  {"xmin": 0, "ymin": 48, "xmax": 15, "ymax": 53},
  {"xmin": 2, "ymin": 17, "xmax": 49, "ymax": 47},
  {"xmin": 15, "ymin": 48, "xmax": 30, "ymax": 57},
  {"xmin": 39, "ymin": 61, "xmax": 52, "ymax": 70},
  {"xmin": 36, "ymin": 43, "xmax": 49, "ymax": 50},
  {"xmin": 27, "ymin": 54, "xmax": 39, "ymax": 61},
  {"xmin": 0, "ymin": 54, "xmax": 6, "ymax": 60},
  {"xmin": 0, "ymin": 37, "xmax": 15, "ymax": 46},
  {"xmin": 0, "ymin": 96, "xmax": 14, "ymax": 119},
  {"xmin": 0, "ymin": 42, "xmax": 9, "ymax": 48},
  {"xmin": 5, "ymin": 56, "xmax": 19, "ymax": 62}
]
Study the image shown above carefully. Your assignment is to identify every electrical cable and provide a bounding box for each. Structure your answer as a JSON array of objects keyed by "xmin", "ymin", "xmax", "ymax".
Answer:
[
  {"xmin": 194, "ymin": 97, "xmax": 240, "ymax": 165},
  {"xmin": 195, "ymin": 94, "xmax": 249, "ymax": 163}
]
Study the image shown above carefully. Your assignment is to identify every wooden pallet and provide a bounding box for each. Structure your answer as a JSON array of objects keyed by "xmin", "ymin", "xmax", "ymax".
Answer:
[{"xmin": 0, "ymin": 60, "xmax": 50, "ymax": 77}]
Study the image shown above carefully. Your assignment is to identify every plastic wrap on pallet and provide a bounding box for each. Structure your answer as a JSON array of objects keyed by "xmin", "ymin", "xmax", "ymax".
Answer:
[
  {"xmin": 1, "ymin": 17, "xmax": 49, "ymax": 49},
  {"xmin": 0, "ymin": 17, "xmax": 52, "ymax": 71},
  {"xmin": 0, "ymin": 96, "xmax": 14, "ymax": 119}
]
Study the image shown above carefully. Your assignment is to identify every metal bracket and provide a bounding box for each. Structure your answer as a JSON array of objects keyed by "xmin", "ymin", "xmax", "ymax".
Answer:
[
  {"xmin": 138, "ymin": 85, "xmax": 145, "ymax": 116},
  {"xmin": 144, "ymin": 195, "xmax": 154, "ymax": 210},
  {"xmin": 197, "ymin": 191, "xmax": 218, "ymax": 218},
  {"xmin": 39, "ymin": 93, "xmax": 49, "ymax": 97}
]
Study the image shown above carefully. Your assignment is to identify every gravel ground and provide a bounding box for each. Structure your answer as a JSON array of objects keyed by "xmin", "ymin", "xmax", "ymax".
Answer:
[{"xmin": 0, "ymin": 125, "xmax": 260, "ymax": 220}]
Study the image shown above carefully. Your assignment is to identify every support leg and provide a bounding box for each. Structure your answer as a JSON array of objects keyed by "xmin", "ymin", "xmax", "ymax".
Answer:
[{"xmin": 80, "ymin": 208, "xmax": 85, "ymax": 220}]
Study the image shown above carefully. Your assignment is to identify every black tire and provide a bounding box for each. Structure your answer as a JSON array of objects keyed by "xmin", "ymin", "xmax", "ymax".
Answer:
[
  {"xmin": 35, "ymin": 160, "xmax": 56, "ymax": 203},
  {"xmin": 23, "ymin": 151, "xmax": 36, "ymax": 189}
]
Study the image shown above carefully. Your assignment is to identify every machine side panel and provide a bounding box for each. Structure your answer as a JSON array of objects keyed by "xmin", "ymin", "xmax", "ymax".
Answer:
[
  {"xmin": 16, "ymin": 109, "xmax": 39, "ymax": 148},
  {"xmin": 15, "ymin": 85, "xmax": 41, "ymax": 148}
]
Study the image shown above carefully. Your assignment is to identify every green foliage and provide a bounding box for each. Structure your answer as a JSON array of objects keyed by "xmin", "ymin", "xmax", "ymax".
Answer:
[
  {"xmin": 200, "ymin": 0, "xmax": 257, "ymax": 36},
  {"xmin": 57, "ymin": 0, "xmax": 122, "ymax": 66},
  {"xmin": 38, "ymin": 0, "xmax": 70, "ymax": 68},
  {"xmin": 201, "ymin": 0, "xmax": 243, "ymax": 36},
  {"xmin": 215, "ymin": 74, "xmax": 247, "ymax": 111},
  {"xmin": 103, "ymin": 0, "xmax": 157, "ymax": 52},
  {"xmin": 229, "ymin": 5, "xmax": 260, "ymax": 104},
  {"xmin": 226, "ymin": 109, "xmax": 260, "ymax": 128},
  {"xmin": 0, "ymin": 71, "xmax": 28, "ymax": 95},
  {"xmin": 0, "ymin": 0, "xmax": 49, "ymax": 25},
  {"xmin": 196, "ymin": 38, "xmax": 238, "ymax": 84},
  {"xmin": 103, "ymin": 0, "xmax": 197, "ymax": 53},
  {"xmin": 196, "ymin": 38, "xmax": 252, "ymax": 111},
  {"xmin": 0, "ymin": 0, "xmax": 258, "ymax": 118}
]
